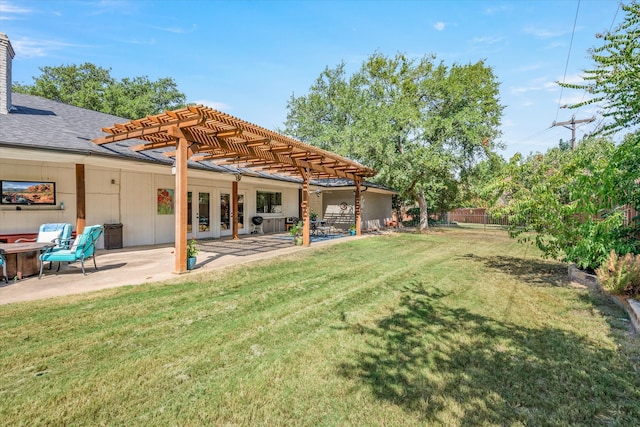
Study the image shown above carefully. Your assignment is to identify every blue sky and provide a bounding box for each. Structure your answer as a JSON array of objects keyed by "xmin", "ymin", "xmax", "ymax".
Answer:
[{"xmin": 0, "ymin": 0, "xmax": 625, "ymax": 159}]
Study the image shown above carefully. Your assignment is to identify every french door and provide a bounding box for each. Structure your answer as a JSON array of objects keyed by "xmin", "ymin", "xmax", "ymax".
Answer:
[
  {"xmin": 220, "ymin": 191, "xmax": 245, "ymax": 236},
  {"xmin": 187, "ymin": 190, "xmax": 213, "ymax": 239}
]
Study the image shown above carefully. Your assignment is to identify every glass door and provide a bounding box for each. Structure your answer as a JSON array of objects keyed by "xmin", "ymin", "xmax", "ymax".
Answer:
[
  {"xmin": 187, "ymin": 189, "xmax": 213, "ymax": 239},
  {"xmin": 237, "ymin": 193, "xmax": 245, "ymax": 232},
  {"xmin": 220, "ymin": 191, "xmax": 245, "ymax": 236},
  {"xmin": 187, "ymin": 191, "xmax": 193, "ymax": 235},
  {"xmin": 196, "ymin": 191, "xmax": 212, "ymax": 238},
  {"xmin": 220, "ymin": 193, "xmax": 231, "ymax": 236}
]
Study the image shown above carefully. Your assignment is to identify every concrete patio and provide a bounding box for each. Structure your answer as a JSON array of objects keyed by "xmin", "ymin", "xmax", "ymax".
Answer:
[{"xmin": 0, "ymin": 232, "xmax": 352, "ymax": 305}]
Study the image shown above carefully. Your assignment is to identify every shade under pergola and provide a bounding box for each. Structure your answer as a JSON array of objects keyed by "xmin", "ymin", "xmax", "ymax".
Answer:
[{"xmin": 93, "ymin": 105, "xmax": 376, "ymax": 273}]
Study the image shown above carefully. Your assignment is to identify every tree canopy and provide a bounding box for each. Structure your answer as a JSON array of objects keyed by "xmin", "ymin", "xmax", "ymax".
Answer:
[
  {"xmin": 13, "ymin": 63, "xmax": 187, "ymax": 119},
  {"xmin": 490, "ymin": 135, "xmax": 639, "ymax": 270},
  {"xmin": 560, "ymin": 1, "xmax": 640, "ymax": 135},
  {"xmin": 282, "ymin": 52, "xmax": 503, "ymax": 230}
]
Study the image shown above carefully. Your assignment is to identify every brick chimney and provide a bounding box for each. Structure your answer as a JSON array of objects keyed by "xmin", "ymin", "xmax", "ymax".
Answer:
[{"xmin": 0, "ymin": 33, "xmax": 16, "ymax": 114}]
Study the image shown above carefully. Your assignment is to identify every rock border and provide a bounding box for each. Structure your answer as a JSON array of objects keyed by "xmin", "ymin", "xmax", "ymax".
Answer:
[{"xmin": 568, "ymin": 265, "xmax": 639, "ymax": 335}]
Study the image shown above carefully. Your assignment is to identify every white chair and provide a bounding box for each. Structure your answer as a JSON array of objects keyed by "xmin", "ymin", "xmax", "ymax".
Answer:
[{"xmin": 16, "ymin": 223, "xmax": 73, "ymax": 250}]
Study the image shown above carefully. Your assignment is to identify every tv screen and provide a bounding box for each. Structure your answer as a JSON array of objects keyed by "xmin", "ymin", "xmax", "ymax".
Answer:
[{"xmin": 1, "ymin": 180, "xmax": 56, "ymax": 205}]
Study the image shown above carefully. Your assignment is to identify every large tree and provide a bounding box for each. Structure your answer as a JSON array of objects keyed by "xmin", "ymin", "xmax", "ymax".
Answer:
[
  {"xmin": 13, "ymin": 63, "xmax": 186, "ymax": 119},
  {"xmin": 560, "ymin": 0, "xmax": 640, "ymax": 135},
  {"xmin": 282, "ymin": 53, "xmax": 503, "ymax": 230}
]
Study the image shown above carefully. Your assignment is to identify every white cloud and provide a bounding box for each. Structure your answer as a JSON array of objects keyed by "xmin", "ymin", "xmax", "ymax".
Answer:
[
  {"xmin": 434, "ymin": 22, "xmax": 445, "ymax": 31},
  {"xmin": 0, "ymin": 3, "xmax": 31, "ymax": 14},
  {"xmin": 510, "ymin": 77, "xmax": 554, "ymax": 94},
  {"xmin": 558, "ymin": 73, "xmax": 585, "ymax": 85},
  {"xmin": 124, "ymin": 38, "xmax": 157, "ymax": 46},
  {"xmin": 484, "ymin": 4, "xmax": 512, "ymax": 15},
  {"xmin": 192, "ymin": 99, "xmax": 231, "ymax": 111},
  {"xmin": 523, "ymin": 25, "xmax": 571, "ymax": 39},
  {"xmin": 12, "ymin": 38, "xmax": 90, "ymax": 58},
  {"xmin": 0, "ymin": 1, "xmax": 31, "ymax": 20},
  {"xmin": 544, "ymin": 41, "xmax": 566, "ymax": 50},
  {"xmin": 150, "ymin": 24, "xmax": 198, "ymax": 34},
  {"xmin": 512, "ymin": 62, "xmax": 545, "ymax": 73},
  {"xmin": 471, "ymin": 36, "xmax": 503, "ymax": 46}
]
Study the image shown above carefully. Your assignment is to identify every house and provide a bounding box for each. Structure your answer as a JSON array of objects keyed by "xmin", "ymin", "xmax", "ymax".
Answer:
[{"xmin": 0, "ymin": 33, "xmax": 395, "ymax": 252}]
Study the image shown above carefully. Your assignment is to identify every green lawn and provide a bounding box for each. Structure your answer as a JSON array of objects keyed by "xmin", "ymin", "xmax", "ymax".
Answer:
[{"xmin": 1, "ymin": 229, "xmax": 639, "ymax": 426}]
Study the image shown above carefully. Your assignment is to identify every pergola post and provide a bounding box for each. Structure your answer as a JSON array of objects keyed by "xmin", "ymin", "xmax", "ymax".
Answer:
[
  {"xmin": 232, "ymin": 180, "xmax": 239, "ymax": 240},
  {"xmin": 355, "ymin": 180, "xmax": 362, "ymax": 236},
  {"xmin": 174, "ymin": 135, "xmax": 189, "ymax": 273},
  {"xmin": 299, "ymin": 167, "xmax": 311, "ymax": 246}
]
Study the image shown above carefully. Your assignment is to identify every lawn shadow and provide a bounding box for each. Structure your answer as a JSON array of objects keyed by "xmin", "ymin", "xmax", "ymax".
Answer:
[
  {"xmin": 338, "ymin": 282, "xmax": 640, "ymax": 425},
  {"xmin": 461, "ymin": 254, "xmax": 569, "ymax": 287}
]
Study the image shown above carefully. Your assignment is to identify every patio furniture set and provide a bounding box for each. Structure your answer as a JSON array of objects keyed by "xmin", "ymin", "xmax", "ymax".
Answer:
[{"xmin": 0, "ymin": 223, "xmax": 103, "ymax": 282}]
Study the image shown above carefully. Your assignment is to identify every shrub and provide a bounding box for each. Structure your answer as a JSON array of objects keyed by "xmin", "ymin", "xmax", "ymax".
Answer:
[
  {"xmin": 289, "ymin": 221, "xmax": 303, "ymax": 236},
  {"xmin": 596, "ymin": 250, "xmax": 640, "ymax": 297}
]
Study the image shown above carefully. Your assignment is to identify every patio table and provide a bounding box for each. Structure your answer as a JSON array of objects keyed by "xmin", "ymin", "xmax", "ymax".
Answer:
[
  {"xmin": 310, "ymin": 220, "xmax": 327, "ymax": 236},
  {"xmin": 0, "ymin": 242, "xmax": 54, "ymax": 280}
]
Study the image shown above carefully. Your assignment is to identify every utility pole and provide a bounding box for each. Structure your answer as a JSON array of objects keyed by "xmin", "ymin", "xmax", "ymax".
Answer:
[{"xmin": 551, "ymin": 114, "xmax": 596, "ymax": 150}]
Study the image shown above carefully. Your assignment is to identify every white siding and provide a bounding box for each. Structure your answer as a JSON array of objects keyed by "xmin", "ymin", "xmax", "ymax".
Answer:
[
  {"xmin": 1, "ymin": 154, "xmax": 393, "ymax": 246},
  {"xmin": 121, "ymin": 171, "xmax": 155, "ymax": 246}
]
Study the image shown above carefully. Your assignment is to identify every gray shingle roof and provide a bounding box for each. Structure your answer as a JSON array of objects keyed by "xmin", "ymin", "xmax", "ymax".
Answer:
[
  {"xmin": 0, "ymin": 93, "xmax": 291, "ymax": 180},
  {"xmin": 0, "ymin": 93, "xmax": 391, "ymax": 191}
]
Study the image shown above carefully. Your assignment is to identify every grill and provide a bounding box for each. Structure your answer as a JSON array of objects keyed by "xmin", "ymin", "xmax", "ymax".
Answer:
[{"xmin": 251, "ymin": 216, "xmax": 264, "ymax": 225}]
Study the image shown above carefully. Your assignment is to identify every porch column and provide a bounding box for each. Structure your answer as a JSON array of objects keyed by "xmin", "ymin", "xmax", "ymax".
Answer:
[
  {"xmin": 232, "ymin": 180, "xmax": 239, "ymax": 240},
  {"xmin": 174, "ymin": 136, "xmax": 189, "ymax": 273},
  {"xmin": 75, "ymin": 164, "xmax": 86, "ymax": 234},
  {"xmin": 355, "ymin": 180, "xmax": 362, "ymax": 236},
  {"xmin": 299, "ymin": 168, "xmax": 311, "ymax": 246}
]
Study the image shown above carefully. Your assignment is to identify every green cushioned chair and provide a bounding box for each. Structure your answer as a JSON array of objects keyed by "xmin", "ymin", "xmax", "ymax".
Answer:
[
  {"xmin": 0, "ymin": 253, "xmax": 7, "ymax": 283},
  {"xmin": 39, "ymin": 225, "xmax": 103, "ymax": 278}
]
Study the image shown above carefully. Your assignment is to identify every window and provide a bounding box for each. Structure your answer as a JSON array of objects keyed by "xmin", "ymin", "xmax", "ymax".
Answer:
[{"xmin": 256, "ymin": 191, "xmax": 282, "ymax": 213}]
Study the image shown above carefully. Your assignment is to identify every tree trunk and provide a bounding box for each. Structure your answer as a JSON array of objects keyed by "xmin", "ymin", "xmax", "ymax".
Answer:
[{"xmin": 417, "ymin": 192, "xmax": 429, "ymax": 232}]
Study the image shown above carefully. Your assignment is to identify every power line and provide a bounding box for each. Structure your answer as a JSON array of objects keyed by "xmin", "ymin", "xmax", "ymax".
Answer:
[
  {"xmin": 554, "ymin": 0, "xmax": 581, "ymax": 123},
  {"xmin": 581, "ymin": 1, "xmax": 622, "ymax": 104}
]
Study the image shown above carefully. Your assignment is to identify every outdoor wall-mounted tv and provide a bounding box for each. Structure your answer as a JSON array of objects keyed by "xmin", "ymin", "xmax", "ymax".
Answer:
[{"xmin": 1, "ymin": 180, "xmax": 56, "ymax": 205}]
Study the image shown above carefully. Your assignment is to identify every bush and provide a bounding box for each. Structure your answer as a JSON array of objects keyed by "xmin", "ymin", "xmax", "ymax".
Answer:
[{"xmin": 596, "ymin": 250, "xmax": 640, "ymax": 297}]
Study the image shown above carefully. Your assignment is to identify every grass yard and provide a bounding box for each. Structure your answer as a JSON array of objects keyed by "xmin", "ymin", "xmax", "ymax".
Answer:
[{"xmin": 1, "ymin": 229, "xmax": 639, "ymax": 426}]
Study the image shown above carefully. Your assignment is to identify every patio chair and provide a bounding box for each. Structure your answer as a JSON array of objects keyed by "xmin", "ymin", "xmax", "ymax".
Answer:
[
  {"xmin": 0, "ymin": 253, "xmax": 7, "ymax": 283},
  {"xmin": 39, "ymin": 225, "xmax": 104, "ymax": 278},
  {"xmin": 315, "ymin": 216, "xmax": 338, "ymax": 236},
  {"xmin": 16, "ymin": 223, "xmax": 73, "ymax": 250}
]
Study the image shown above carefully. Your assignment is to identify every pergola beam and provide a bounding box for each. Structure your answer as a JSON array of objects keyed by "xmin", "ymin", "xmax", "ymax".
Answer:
[
  {"xmin": 93, "ymin": 105, "xmax": 376, "ymax": 274},
  {"xmin": 95, "ymin": 115, "xmax": 207, "ymax": 145}
]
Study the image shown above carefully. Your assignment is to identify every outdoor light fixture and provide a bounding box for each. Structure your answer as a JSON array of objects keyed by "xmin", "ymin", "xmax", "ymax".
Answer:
[
  {"xmin": 171, "ymin": 159, "xmax": 176, "ymax": 175},
  {"xmin": 315, "ymin": 188, "xmax": 321, "ymax": 197},
  {"xmin": 232, "ymin": 157, "xmax": 243, "ymax": 181}
]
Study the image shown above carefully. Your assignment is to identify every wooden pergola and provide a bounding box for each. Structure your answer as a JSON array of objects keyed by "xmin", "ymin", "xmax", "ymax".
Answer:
[{"xmin": 93, "ymin": 105, "xmax": 376, "ymax": 273}]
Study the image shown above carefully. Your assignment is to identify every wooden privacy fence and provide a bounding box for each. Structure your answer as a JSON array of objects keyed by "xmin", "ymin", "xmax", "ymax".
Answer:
[
  {"xmin": 438, "ymin": 206, "xmax": 638, "ymax": 228},
  {"xmin": 439, "ymin": 208, "xmax": 511, "ymax": 227}
]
